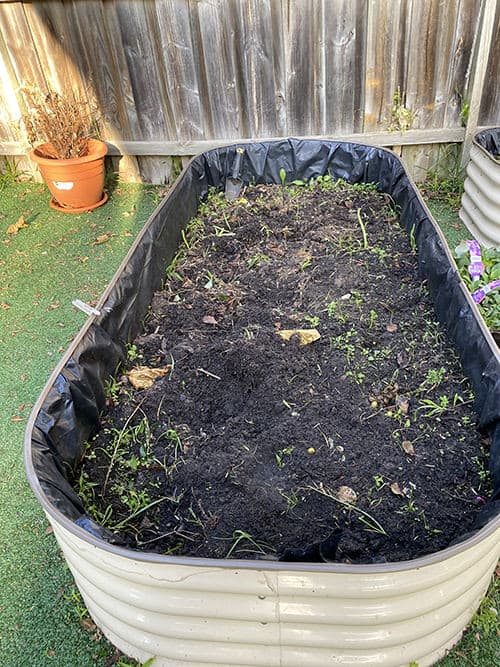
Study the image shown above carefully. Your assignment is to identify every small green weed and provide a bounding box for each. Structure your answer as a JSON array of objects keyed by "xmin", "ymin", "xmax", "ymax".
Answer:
[
  {"xmin": 388, "ymin": 87, "xmax": 415, "ymax": 132},
  {"xmin": 0, "ymin": 157, "xmax": 28, "ymax": 187},
  {"xmin": 223, "ymin": 530, "xmax": 275, "ymax": 558}
]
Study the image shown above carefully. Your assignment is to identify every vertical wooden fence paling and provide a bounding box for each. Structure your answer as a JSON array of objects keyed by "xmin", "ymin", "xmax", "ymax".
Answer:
[{"xmin": 0, "ymin": 0, "xmax": 498, "ymax": 183}]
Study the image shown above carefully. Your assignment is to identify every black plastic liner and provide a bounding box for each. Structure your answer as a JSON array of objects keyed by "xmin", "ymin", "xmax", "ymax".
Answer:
[
  {"xmin": 474, "ymin": 127, "xmax": 500, "ymax": 157},
  {"xmin": 26, "ymin": 139, "xmax": 500, "ymax": 550}
]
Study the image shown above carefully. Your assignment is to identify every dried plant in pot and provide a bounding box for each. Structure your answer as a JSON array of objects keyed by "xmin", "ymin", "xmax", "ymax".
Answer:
[{"xmin": 21, "ymin": 86, "xmax": 108, "ymax": 213}]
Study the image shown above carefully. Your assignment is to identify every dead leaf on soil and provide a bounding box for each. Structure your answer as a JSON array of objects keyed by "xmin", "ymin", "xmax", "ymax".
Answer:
[
  {"xmin": 336, "ymin": 485, "xmax": 357, "ymax": 504},
  {"xmin": 277, "ymin": 328, "xmax": 321, "ymax": 346},
  {"xmin": 202, "ymin": 314, "xmax": 218, "ymax": 325},
  {"xmin": 6, "ymin": 216, "xmax": 28, "ymax": 235},
  {"xmin": 396, "ymin": 396, "xmax": 410, "ymax": 414},
  {"xmin": 386, "ymin": 323, "xmax": 398, "ymax": 333},
  {"xmin": 390, "ymin": 482, "xmax": 405, "ymax": 496},
  {"xmin": 401, "ymin": 440, "xmax": 415, "ymax": 456},
  {"xmin": 127, "ymin": 365, "xmax": 170, "ymax": 390}
]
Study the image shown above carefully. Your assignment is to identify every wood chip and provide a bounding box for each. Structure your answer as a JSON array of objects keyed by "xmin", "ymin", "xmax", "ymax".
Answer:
[
  {"xmin": 277, "ymin": 328, "xmax": 321, "ymax": 346},
  {"xmin": 336, "ymin": 485, "xmax": 357, "ymax": 504},
  {"xmin": 7, "ymin": 216, "xmax": 28, "ymax": 235},
  {"xmin": 127, "ymin": 365, "xmax": 170, "ymax": 390}
]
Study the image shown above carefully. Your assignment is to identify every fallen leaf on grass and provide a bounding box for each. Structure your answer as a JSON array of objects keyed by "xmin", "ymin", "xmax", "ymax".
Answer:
[
  {"xmin": 390, "ymin": 482, "xmax": 405, "ymax": 496},
  {"xmin": 336, "ymin": 486, "xmax": 357, "ymax": 504},
  {"xmin": 11, "ymin": 415, "xmax": 24, "ymax": 423},
  {"xmin": 127, "ymin": 365, "xmax": 170, "ymax": 390},
  {"xmin": 402, "ymin": 440, "xmax": 415, "ymax": 456},
  {"xmin": 6, "ymin": 216, "xmax": 28, "ymax": 235},
  {"xmin": 277, "ymin": 328, "xmax": 321, "ymax": 346},
  {"xmin": 1, "ymin": 302, "xmax": 10, "ymax": 309},
  {"xmin": 79, "ymin": 617, "xmax": 97, "ymax": 632},
  {"xmin": 92, "ymin": 232, "xmax": 114, "ymax": 246},
  {"xmin": 44, "ymin": 525, "xmax": 54, "ymax": 536}
]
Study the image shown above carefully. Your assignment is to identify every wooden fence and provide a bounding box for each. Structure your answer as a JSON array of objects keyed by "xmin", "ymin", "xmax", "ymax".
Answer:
[{"xmin": 0, "ymin": 0, "xmax": 499, "ymax": 183}]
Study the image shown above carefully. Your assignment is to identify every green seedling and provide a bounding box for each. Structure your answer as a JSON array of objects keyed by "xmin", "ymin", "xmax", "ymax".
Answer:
[
  {"xmin": 330, "ymin": 328, "xmax": 357, "ymax": 360},
  {"xmin": 278, "ymin": 488, "xmax": 300, "ymax": 511},
  {"xmin": 304, "ymin": 314, "xmax": 320, "ymax": 328},
  {"xmin": 275, "ymin": 445, "xmax": 295, "ymax": 468},
  {"xmin": 127, "ymin": 343, "xmax": 142, "ymax": 361},
  {"xmin": 224, "ymin": 530, "xmax": 275, "ymax": 558},
  {"xmin": 421, "ymin": 367, "xmax": 446, "ymax": 390},
  {"xmin": 64, "ymin": 586, "xmax": 90, "ymax": 621},
  {"xmin": 104, "ymin": 376, "xmax": 122, "ymax": 404},
  {"xmin": 279, "ymin": 167, "xmax": 287, "ymax": 188},
  {"xmin": 368, "ymin": 309, "xmax": 378, "ymax": 329},
  {"xmin": 345, "ymin": 370, "xmax": 365, "ymax": 385},
  {"xmin": 247, "ymin": 253, "xmax": 270, "ymax": 269},
  {"xmin": 418, "ymin": 393, "xmax": 465, "ymax": 417},
  {"xmin": 111, "ymin": 495, "xmax": 169, "ymax": 532},
  {"xmin": 308, "ymin": 482, "xmax": 387, "ymax": 535}
]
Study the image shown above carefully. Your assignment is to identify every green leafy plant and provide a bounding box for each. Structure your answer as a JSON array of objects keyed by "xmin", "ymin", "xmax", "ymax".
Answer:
[
  {"xmin": 0, "ymin": 157, "xmax": 28, "ymax": 188},
  {"xmin": 424, "ymin": 144, "xmax": 465, "ymax": 209},
  {"xmin": 454, "ymin": 242, "xmax": 500, "ymax": 334}
]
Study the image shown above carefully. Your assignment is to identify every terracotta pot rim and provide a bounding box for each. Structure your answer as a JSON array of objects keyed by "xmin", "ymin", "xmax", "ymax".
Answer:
[{"xmin": 30, "ymin": 138, "xmax": 108, "ymax": 165}]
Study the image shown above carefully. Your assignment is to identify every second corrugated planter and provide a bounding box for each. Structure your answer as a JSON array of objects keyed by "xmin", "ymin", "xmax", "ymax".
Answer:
[
  {"xmin": 25, "ymin": 140, "xmax": 500, "ymax": 667},
  {"xmin": 30, "ymin": 138, "xmax": 108, "ymax": 213},
  {"xmin": 459, "ymin": 127, "xmax": 500, "ymax": 247}
]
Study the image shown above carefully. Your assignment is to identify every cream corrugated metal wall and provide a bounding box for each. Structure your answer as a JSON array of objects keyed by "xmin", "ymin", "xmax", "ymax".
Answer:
[
  {"xmin": 460, "ymin": 139, "xmax": 500, "ymax": 246},
  {"xmin": 51, "ymin": 519, "xmax": 500, "ymax": 667},
  {"xmin": 0, "ymin": 0, "xmax": 499, "ymax": 182}
]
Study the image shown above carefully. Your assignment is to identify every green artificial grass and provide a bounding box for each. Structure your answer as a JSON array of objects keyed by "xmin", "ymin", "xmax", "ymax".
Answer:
[
  {"xmin": 0, "ymin": 178, "xmax": 497, "ymax": 667},
  {"xmin": 0, "ymin": 180, "xmax": 163, "ymax": 666}
]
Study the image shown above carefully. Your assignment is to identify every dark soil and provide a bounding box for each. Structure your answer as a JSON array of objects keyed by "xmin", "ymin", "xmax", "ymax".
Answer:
[{"xmin": 75, "ymin": 180, "xmax": 492, "ymax": 564}]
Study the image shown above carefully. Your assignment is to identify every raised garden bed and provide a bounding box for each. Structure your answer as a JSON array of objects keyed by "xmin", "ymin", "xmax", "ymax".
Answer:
[
  {"xmin": 460, "ymin": 127, "xmax": 500, "ymax": 247},
  {"xmin": 77, "ymin": 180, "xmax": 491, "ymax": 565},
  {"xmin": 25, "ymin": 140, "xmax": 500, "ymax": 667}
]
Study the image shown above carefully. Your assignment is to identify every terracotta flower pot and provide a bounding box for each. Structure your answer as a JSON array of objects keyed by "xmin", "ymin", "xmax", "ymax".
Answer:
[{"xmin": 30, "ymin": 139, "xmax": 108, "ymax": 213}]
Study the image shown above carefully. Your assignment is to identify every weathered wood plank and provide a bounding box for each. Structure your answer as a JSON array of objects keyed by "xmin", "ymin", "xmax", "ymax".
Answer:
[
  {"xmin": 228, "ymin": 0, "xmax": 278, "ymax": 137},
  {"xmin": 478, "ymin": 0, "xmax": 500, "ymax": 125},
  {"xmin": 442, "ymin": 0, "xmax": 478, "ymax": 128},
  {"xmin": 364, "ymin": 0, "xmax": 405, "ymax": 131},
  {"xmin": 0, "ymin": 2, "xmax": 47, "ymax": 89},
  {"xmin": 189, "ymin": 0, "xmax": 241, "ymax": 139},
  {"xmin": 153, "ymin": 0, "xmax": 205, "ymax": 140},
  {"xmin": 462, "ymin": 0, "xmax": 497, "ymax": 165},
  {"xmin": 286, "ymin": 0, "xmax": 323, "ymax": 135},
  {"xmin": 323, "ymin": 0, "xmax": 367, "ymax": 134}
]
